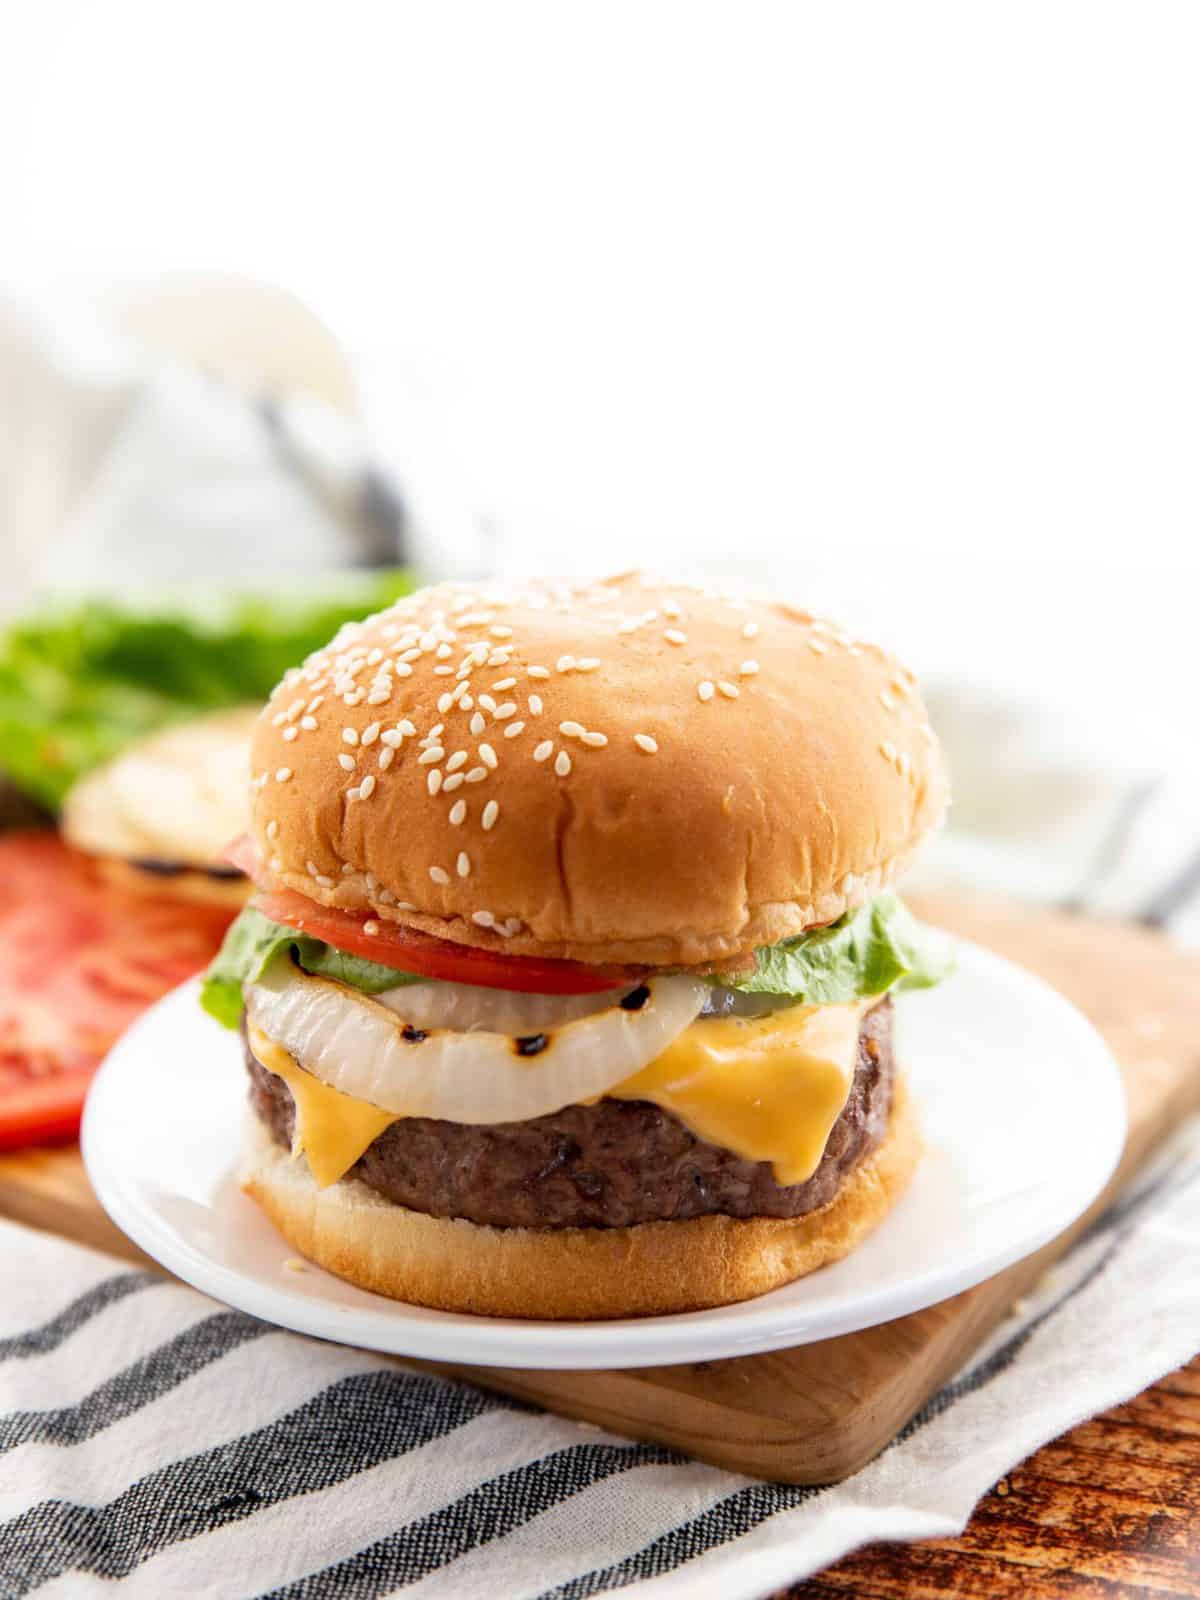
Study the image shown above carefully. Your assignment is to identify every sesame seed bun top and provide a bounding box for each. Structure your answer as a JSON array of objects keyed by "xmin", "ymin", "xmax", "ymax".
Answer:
[{"xmin": 249, "ymin": 573, "xmax": 947, "ymax": 968}]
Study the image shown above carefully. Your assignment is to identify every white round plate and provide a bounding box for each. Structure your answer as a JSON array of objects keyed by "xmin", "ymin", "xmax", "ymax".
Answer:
[{"xmin": 83, "ymin": 941, "xmax": 1125, "ymax": 1369}]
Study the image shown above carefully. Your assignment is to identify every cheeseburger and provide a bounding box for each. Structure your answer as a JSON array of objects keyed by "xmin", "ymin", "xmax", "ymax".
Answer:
[
  {"xmin": 63, "ymin": 707, "xmax": 259, "ymax": 908},
  {"xmin": 203, "ymin": 574, "xmax": 951, "ymax": 1319}
]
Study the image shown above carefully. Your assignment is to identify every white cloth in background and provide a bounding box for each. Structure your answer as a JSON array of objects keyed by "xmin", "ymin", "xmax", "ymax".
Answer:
[
  {"xmin": 912, "ymin": 679, "xmax": 1200, "ymax": 947},
  {"xmin": 0, "ymin": 286, "xmax": 486, "ymax": 613}
]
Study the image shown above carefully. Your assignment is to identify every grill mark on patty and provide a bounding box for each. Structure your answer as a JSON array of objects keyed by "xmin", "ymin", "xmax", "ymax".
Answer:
[{"xmin": 244, "ymin": 996, "xmax": 894, "ymax": 1231}]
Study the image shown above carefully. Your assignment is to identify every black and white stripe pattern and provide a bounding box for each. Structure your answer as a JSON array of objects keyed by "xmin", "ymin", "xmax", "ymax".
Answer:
[{"xmin": 3, "ymin": 1136, "xmax": 1200, "ymax": 1600}]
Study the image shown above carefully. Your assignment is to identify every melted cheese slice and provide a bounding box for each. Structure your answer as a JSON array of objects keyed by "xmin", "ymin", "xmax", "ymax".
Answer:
[
  {"xmin": 610, "ymin": 1002, "xmax": 867, "ymax": 1185},
  {"xmin": 249, "ymin": 1001, "xmax": 867, "ymax": 1191},
  {"xmin": 249, "ymin": 1027, "xmax": 396, "ymax": 1188}
]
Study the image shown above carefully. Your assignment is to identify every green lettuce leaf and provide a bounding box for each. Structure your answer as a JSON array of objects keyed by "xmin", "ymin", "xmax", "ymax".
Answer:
[
  {"xmin": 0, "ymin": 571, "xmax": 415, "ymax": 810},
  {"xmin": 200, "ymin": 906, "xmax": 423, "ymax": 1029},
  {"xmin": 716, "ymin": 892, "xmax": 955, "ymax": 1003}
]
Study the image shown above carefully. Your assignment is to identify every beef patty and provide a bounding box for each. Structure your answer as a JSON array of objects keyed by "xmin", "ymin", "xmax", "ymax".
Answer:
[{"xmin": 245, "ymin": 996, "xmax": 895, "ymax": 1230}]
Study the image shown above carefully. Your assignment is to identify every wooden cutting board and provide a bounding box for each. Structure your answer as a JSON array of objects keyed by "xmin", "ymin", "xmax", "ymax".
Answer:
[{"xmin": 3, "ymin": 894, "xmax": 1199, "ymax": 1485}]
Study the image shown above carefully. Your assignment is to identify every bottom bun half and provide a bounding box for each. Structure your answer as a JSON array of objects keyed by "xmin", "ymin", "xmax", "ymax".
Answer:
[{"xmin": 241, "ymin": 1075, "xmax": 920, "ymax": 1321}]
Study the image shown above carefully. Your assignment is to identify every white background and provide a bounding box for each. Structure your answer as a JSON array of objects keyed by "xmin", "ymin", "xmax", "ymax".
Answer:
[{"xmin": 1, "ymin": 2, "xmax": 1197, "ymax": 739}]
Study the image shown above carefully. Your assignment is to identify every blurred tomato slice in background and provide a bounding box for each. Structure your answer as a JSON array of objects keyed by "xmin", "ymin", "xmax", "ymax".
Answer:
[{"xmin": 0, "ymin": 833, "xmax": 235, "ymax": 1151}]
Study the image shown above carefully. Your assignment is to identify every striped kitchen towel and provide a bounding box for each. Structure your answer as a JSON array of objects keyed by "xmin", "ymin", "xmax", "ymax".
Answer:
[{"xmin": 3, "ymin": 1121, "xmax": 1200, "ymax": 1600}]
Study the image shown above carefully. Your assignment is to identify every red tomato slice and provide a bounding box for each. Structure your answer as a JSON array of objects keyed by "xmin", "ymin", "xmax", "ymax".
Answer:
[
  {"xmin": 251, "ymin": 888, "xmax": 634, "ymax": 995},
  {"xmin": 0, "ymin": 833, "xmax": 237, "ymax": 1151},
  {"xmin": 224, "ymin": 833, "xmax": 260, "ymax": 879}
]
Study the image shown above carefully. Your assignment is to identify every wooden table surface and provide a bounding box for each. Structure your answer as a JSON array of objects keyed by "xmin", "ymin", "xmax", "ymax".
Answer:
[{"xmin": 784, "ymin": 1354, "xmax": 1200, "ymax": 1598}]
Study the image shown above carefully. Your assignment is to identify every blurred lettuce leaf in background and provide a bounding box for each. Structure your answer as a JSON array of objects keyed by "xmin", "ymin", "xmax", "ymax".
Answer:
[{"xmin": 0, "ymin": 569, "xmax": 414, "ymax": 810}]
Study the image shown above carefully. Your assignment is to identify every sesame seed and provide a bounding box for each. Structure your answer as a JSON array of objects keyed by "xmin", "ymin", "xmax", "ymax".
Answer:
[
  {"xmin": 346, "ymin": 786, "xmax": 361, "ymax": 801},
  {"xmin": 880, "ymin": 690, "xmax": 897, "ymax": 710},
  {"xmin": 664, "ymin": 629, "xmax": 687, "ymax": 645},
  {"xmin": 576, "ymin": 657, "xmax": 600, "ymax": 672},
  {"xmin": 556, "ymin": 655, "xmax": 576, "ymax": 673},
  {"xmin": 457, "ymin": 852, "xmax": 471, "ymax": 878},
  {"xmin": 344, "ymin": 688, "xmax": 365, "ymax": 706},
  {"xmin": 364, "ymin": 920, "xmax": 380, "ymax": 935},
  {"xmin": 740, "ymin": 659, "xmax": 760, "ymax": 676},
  {"xmin": 718, "ymin": 681, "xmax": 740, "ymax": 699},
  {"xmin": 581, "ymin": 730, "xmax": 608, "ymax": 747},
  {"xmin": 697, "ymin": 681, "xmax": 715, "ymax": 702},
  {"xmin": 307, "ymin": 696, "xmax": 325, "ymax": 712},
  {"xmin": 533, "ymin": 740, "xmax": 554, "ymax": 762},
  {"xmin": 301, "ymin": 716, "xmax": 318, "ymax": 731},
  {"xmin": 742, "ymin": 621, "xmax": 759, "ymax": 639},
  {"xmin": 436, "ymin": 642, "xmax": 452, "ymax": 659},
  {"xmin": 434, "ymin": 666, "xmax": 453, "ymax": 677},
  {"xmin": 472, "ymin": 910, "xmax": 496, "ymax": 928},
  {"xmin": 465, "ymin": 766, "xmax": 488, "ymax": 783},
  {"xmin": 367, "ymin": 688, "xmax": 390, "ymax": 706},
  {"xmin": 358, "ymin": 775, "xmax": 376, "ymax": 799},
  {"xmin": 482, "ymin": 800, "xmax": 499, "ymax": 830},
  {"xmin": 342, "ymin": 728, "xmax": 358, "ymax": 746},
  {"xmin": 338, "ymin": 753, "xmax": 356, "ymax": 771},
  {"xmin": 442, "ymin": 773, "xmax": 464, "ymax": 792},
  {"xmin": 555, "ymin": 751, "xmax": 572, "ymax": 777},
  {"xmin": 504, "ymin": 720, "xmax": 526, "ymax": 738},
  {"xmin": 490, "ymin": 624, "xmax": 513, "ymax": 639},
  {"xmin": 479, "ymin": 743, "xmax": 498, "ymax": 769},
  {"xmin": 808, "ymin": 639, "xmax": 829, "ymax": 655},
  {"xmin": 429, "ymin": 866, "xmax": 450, "ymax": 886},
  {"xmin": 283, "ymin": 726, "xmax": 298, "ymax": 742},
  {"xmin": 493, "ymin": 702, "xmax": 517, "ymax": 720},
  {"xmin": 560, "ymin": 720, "xmax": 585, "ymax": 739},
  {"xmin": 427, "ymin": 770, "xmax": 443, "ymax": 796},
  {"xmin": 449, "ymin": 799, "xmax": 467, "ymax": 825},
  {"xmin": 381, "ymin": 729, "xmax": 403, "ymax": 749},
  {"xmin": 460, "ymin": 695, "xmax": 474, "ymax": 710},
  {"xmin": 275, "ymin": 767, "xmax": 292, "ymax": 782},
  {"xmin": 266, "ymin": 819, "xmax": 279, "ymax": 839},
  {"xmin": 418, "ymin": 747, "xmax": 444, "ymax": 765},
  {"xmin": 361, "ymin": 722, "xmax": 381, "ymax": 746},
  {"xmin": 634, "ymin": 733, "xmax": 658, "ymax": 754},
  {"xmin": 478, "ymin": 694, "xmax": 497, "ymax": 713},
  {"xmin": 492, "ymin": 677, "xmax": 517, "ymax": 691},
  {"xmin": 528, "ymin": 694, "xmax": 543, "ymax": 715},
  {"xmin": 880, "ymin": 740, "xmax": 898, "ymax": 762},
  {"xmin": 398, "ymin": 719, "xmax": 417, "ymax": 736},
  {"xmin": 437, "ymin": 693, "xmax": 453, "ymax": 714},
  {"xmin": 446, "ymin": 751, "xmax": 468, "ymax": 773},
  {"xmin": 378, "ymin": 746, "xmax": 395, "ymax": 770},
  {"xmin": 528, "ymin": 665, "xmax": 550, "ymax": 679}
]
